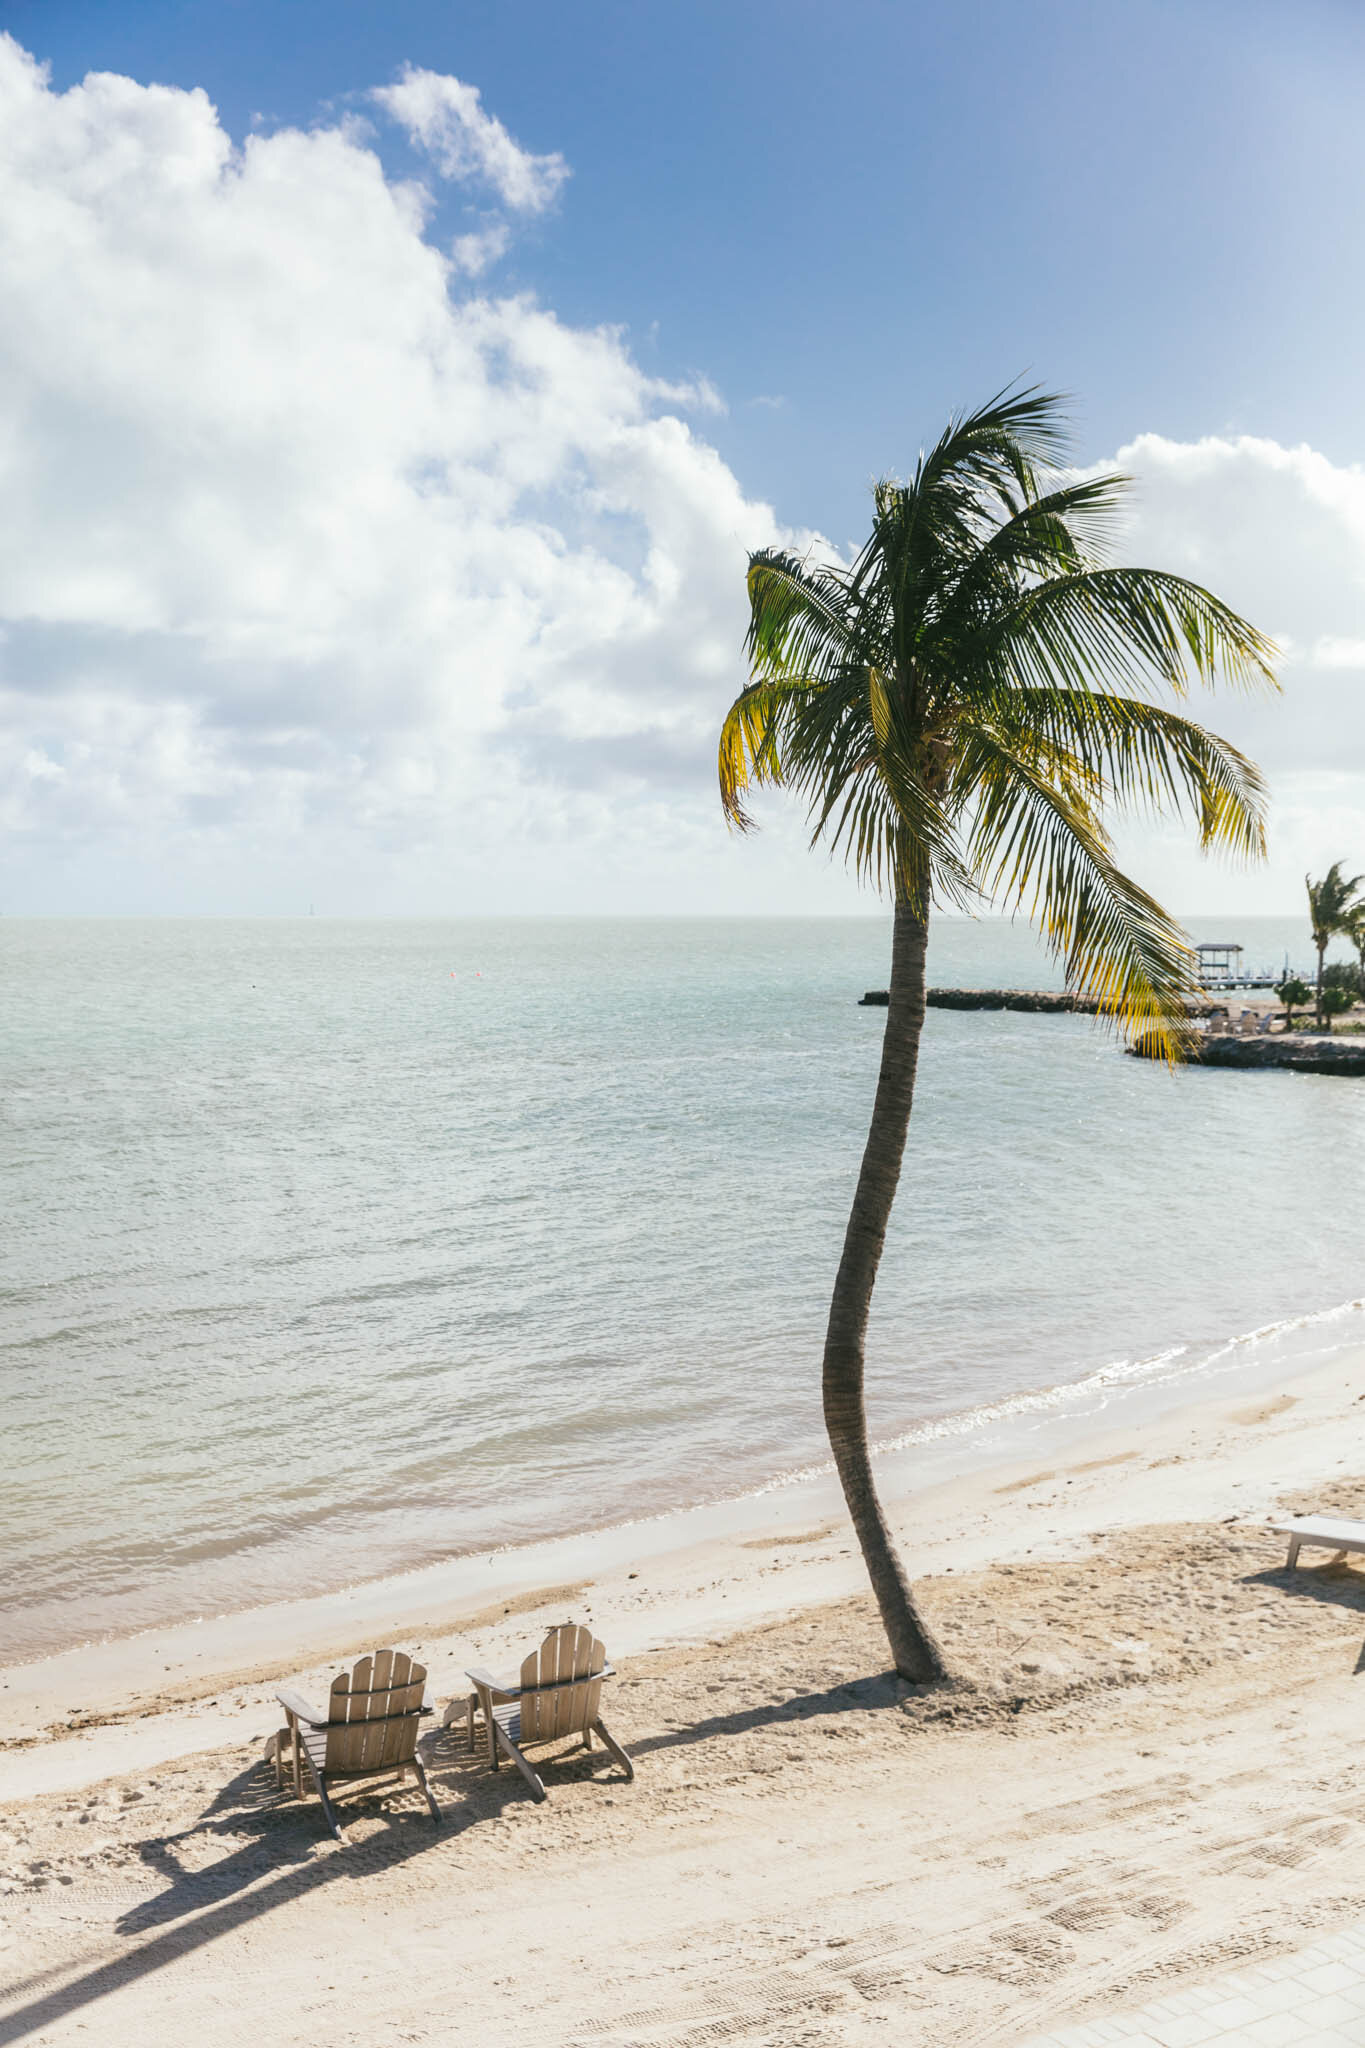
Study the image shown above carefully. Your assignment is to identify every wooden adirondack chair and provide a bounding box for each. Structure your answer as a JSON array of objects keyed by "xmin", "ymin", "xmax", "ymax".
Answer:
[
  {"xmin": 271, "ymin": 1649, "xmax": 440, "ymax": 1842},
  {"xmin": 447, "ymin": 1623, "xmax": 634, "ymax": 1802}
]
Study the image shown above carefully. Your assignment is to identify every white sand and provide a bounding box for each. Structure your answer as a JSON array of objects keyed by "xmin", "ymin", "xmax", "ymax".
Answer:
[{"xmin": 5, "ymin": 1349, "xmax": 1365, "ymax": 2044}]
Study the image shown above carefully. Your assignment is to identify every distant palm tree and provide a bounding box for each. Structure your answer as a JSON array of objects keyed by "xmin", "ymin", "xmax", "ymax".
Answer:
[
  {"xmin": 1307, "ymin": 863, "xmax": 1364, "ymax": 1028},
  {"xmin": 1346, "ymin": 912, "xmax": 1365, "ymax": 1030},
  {"xmin": 718, "ymin": 389, "xmax": 1274, "ymax": 1682}
]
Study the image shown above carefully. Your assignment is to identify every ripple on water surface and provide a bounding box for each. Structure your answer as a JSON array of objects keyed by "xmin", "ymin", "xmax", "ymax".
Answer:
[{"xmin": 2, "ymin": 913, "xmax": 1361, "ymax": 1660}]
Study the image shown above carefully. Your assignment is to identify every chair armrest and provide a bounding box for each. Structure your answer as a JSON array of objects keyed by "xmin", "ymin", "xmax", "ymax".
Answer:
[
  {"xmin": 276, "ymin": 1687, "xmax": 327, "ymax": 1725},
  {"xmin": 465, "ymin": 1666, "xmax": 519, "ymax": 1698}
]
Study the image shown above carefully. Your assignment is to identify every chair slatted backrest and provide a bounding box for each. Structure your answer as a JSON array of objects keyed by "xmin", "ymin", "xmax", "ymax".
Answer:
[
  {"xmin": 519, "ymin": 1625, "xmax": 606, "ymax": 1742},
  {"xmin": 323, "ymin": 1650, "xmax": 426, "ymax": 1774}
]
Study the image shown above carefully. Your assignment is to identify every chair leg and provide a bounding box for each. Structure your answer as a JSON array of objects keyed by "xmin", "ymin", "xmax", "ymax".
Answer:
[
  {"xmin": 467, "ymin": 1684, "xmax": 499, "ymax": 1768},
  {"xmin": 410, "ymin": 1754, "xmax": 441, "ymax": 1825},
  {"xmin": 287, "ymin": 1712, "xmax": 303, "ymax": 1799},
  {"xmin": 493, "ymin": 1722, "xmax": 547, "ymax": 1802},
  {"xmin": 592, "ymin": 1717, "xmax": 634, "ymax": 1783},
  {"xmin": 307, "ymin": 1762, "xmax": 345, "ymax": 1843}
]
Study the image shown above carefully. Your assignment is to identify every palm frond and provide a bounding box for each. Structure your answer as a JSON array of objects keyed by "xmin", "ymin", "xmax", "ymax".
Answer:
[
  {"xmin": 967, "ymin": 567, "xmax": 1278, "ymax": 702},
  {"xmin": 745, "ymin": 550, "xmax": 861, "ymax": 683},
  {"xmin": 857, "ymin": 387, "xmax": 1076, "ymax": 628},
  {"xmin": 928, "ymin": 476, "xmax": 1128, "ymax": 643},
  {"xmin": 717, "ymin": 674, "xmax": 814, "ymax": 829},
  {"xmin": 973, "ymin": 689, "xmax": 1268, "ymax": 860},
  {"xmin": 960, "ymin": 724, "xmax": 1201, "ymax": 1057}
]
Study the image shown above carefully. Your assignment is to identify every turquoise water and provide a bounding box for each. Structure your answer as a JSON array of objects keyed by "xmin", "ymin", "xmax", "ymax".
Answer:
[{"xmin": 3, "ymin": 914, "xmax": 1362, "ymax": 1661}]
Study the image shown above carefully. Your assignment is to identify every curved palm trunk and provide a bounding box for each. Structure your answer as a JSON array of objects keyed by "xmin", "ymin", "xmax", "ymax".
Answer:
[
  {"xmin": 822, "ymin": 897, "xmax": 948, "ymax": 1683},
  {"xmin": 1316, "ymin": 938, "xmax": 1326, "ymax": 1030}
]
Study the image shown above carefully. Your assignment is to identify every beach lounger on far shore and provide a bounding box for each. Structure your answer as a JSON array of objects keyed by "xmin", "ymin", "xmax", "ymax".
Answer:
[
  {"xmin": 447, "ymin": 1622, "xmax": 634, "ymax": 1802},
  {"xmin": 1272, "ymin": 1515, "xmax": 1365, "ymax": 1571},
  {"xmin": 268, "ymin": 1648, "xmax": 440, "ymax": 1842}
]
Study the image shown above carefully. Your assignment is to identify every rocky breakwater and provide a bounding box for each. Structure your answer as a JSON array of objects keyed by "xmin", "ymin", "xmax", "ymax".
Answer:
[
  {"xmin": 859, "ymin": 987, "xmax": 1217, "ymax": 1015},
  {"xmin": 1131, "ymin": 1031, "xmax": 1365, "ymax": 1075}
]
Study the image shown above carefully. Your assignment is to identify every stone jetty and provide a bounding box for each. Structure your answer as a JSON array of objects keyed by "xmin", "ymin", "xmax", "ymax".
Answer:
[
  {"xmin": 1132, "ymin": 1032, "xmax": 1365, "ymax": 1075},
  {"xmin": 855, "ymin": 987, "xmax": 1365, "ymax": 1072},
  {"xmin": 859, "ymin": 987, "xmax": 1217, "ymax": 1015}
]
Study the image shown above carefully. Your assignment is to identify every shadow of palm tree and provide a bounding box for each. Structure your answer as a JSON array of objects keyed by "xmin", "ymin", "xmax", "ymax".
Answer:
[{"xmin": 624, "ymin": 1670, "xmax": 906, "ymax": 1759}]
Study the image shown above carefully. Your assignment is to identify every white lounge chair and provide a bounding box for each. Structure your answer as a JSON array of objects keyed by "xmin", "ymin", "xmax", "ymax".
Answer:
[
  {"xmin": 446, "ymin": 1622, "xmax": 634, "ymax": 1802},
  {"xmin": 270, "ymin": 1648, "xmax": 440, "ymax": 1841},
  {"xmin": 1272, "ymin": 1515, "xmax": 1365, "ymax": 1571}
]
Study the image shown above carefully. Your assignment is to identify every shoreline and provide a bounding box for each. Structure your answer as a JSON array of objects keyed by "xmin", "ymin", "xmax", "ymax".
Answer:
[
  {"xmin": 5, "ymin": 1287, "xmax": 1360, "ymax": 1672},
  {"xmin": 6, "ymin": 1327, "xmax": 1364, "ymax": 1801},
  {"xmin": 10, "ymin": 1337, "xmax": 1365, "ymax": 2042}
]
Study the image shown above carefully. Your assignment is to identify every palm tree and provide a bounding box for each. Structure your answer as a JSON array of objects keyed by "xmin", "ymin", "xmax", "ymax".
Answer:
[
  {"xmin": 1307, "ymin": 864, "xmax": 1364, "ymax": 1028},
  {"xmin": 718, "ymin": 389, "xmax": 1274, "ymax": 1683},
  {"xmin": 1349, "ymin": 908, "xmax": 1365, "ymax": 1006}
]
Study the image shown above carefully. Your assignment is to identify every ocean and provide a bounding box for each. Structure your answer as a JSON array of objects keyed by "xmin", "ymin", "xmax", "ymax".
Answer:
[{"xmin": 4, "ymin": 914, "xmax": 1362, "ymax": 1663}]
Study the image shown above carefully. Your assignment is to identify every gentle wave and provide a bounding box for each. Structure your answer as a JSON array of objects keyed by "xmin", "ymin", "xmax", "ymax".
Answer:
[
  {"xmin": 5, "ymin": 913, "xmax": 1364, "ymax": 1661},
  {"xmin": 704, "ymin": 1296, "xmax": 1365, "ymax": 1504}
]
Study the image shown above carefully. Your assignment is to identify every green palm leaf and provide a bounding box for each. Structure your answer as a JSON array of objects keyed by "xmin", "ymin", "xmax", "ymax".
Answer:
[{"xmin": 720, "ymin": 399, "xmax": 1276, "ymax": 1029}]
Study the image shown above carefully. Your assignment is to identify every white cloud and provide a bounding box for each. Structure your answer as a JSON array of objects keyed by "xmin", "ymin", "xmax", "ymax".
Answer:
[
  {"xmin": 371, "ymin": 65, "xmax": 568, "ymax": 213},
  {"xmin": 450, "ymin": 220, "xmax": 511, "ymax": 275},
  {"xmin": 4, "ymin": 33, "xmax": 1365, "ymax": 918},
  {"xmin": 0, "ymin": 37, "xmax": 811, "ymax": 912},
  {"xmin": 1095, "ymin": 432, "xmax": 1365, "ymax": 912},
  {"xmin": 1311, "ymin": 635, "xmax": 1365, "ymax": 669}
]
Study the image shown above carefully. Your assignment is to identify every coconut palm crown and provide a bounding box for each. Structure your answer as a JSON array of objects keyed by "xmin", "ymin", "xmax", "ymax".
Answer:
[
  {"xmin": 718, "ymin": 388, "xmax": 1276, "ymax": 1682},
  {"xmin": 1307, "ymin": 862, "xmax": 1364, "ymax": 1028}
]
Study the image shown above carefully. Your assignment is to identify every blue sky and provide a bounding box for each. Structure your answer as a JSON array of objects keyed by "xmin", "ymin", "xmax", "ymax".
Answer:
[
  {"xmin": 17, "ymin": 0, "xmax": 1365, "ymax": 526},
  {"xmin": 4, "ymin": 0, "xmax": 1365, "ymax": 912}
]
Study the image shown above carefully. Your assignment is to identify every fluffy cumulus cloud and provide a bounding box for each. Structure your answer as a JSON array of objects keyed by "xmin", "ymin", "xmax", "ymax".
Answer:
[
  {"xmin": 372, "ymin": 65, "xmax": 568, "ymax": 213},
  {"xmin": 0, "ymin": 37, "xmax": 808, "ymax": 911},
  {"xmin": 3, "ymin": 32, "xmax": 1365, "ymax": 915},
  {"xmin": 1096, "ymin": 434, "xmax": 1365, "ymax": 912}
]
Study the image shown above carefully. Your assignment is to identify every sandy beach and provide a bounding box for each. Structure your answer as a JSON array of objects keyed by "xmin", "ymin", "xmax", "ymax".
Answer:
[{"xmin": 5, "ymin": 1349, "xmax": 1365, "ymax": 2044}]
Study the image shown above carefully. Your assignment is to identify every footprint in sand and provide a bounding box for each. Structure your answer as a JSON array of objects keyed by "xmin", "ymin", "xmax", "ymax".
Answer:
[
  {"xmin": 1227, "ymin": 1393, "xmax": 1299, "ymax": 1426},
  {"xmin": 995, "ymin": 1453, "xmax": 1135, "ymax": 1495}
]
